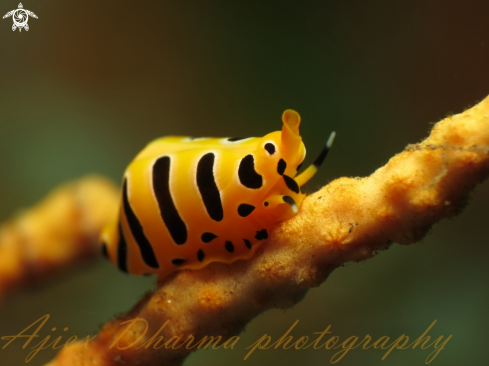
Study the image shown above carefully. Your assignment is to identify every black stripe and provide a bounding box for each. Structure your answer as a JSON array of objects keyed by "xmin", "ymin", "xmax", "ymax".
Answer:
[
  {"xmin": 197, "ymin": 249, "xmax": 205, "ymax": 262},
  {"xmin": 283, "ymin": 195, "xmax": 296, "ymax": 207},
  {"xmin": 238, "ymin": 203, "xmax": 255, "ymax": 217},
  {"xmin": 283, "ymin": 175, "xmax": 300, "ymax": 194},
  {"xmin": 227, "ymin": 137, "xmax": 247, "ymax": 141},
  {"xmin": 313, "ymin": 145, "xmax": 330, "ymax": 168},
  {"xmin": 101, "ymin": 242, "xmax": 109, "ymax": 259},
  {"xmin": 172, "ymin": 258, "xmax": 186, "ymax": 265},
  {"xmin": 255, "ymin": 229, "xmax": 268, "ymax": 240},
  {"xmin": 201, "ymin": 232, "xmax": 218, "ymax": 243},
  {"xmin": 153, "ymin": 156, "xmax": 188, "ymax": 245},
  {"xmin": 277, "ymin": 159, "xmax": 287, "ymax": 175},
  {"xmin": 117, "ymin": 224, "xmax": 128, "ymax": 273},
  {"xmin": 197, "ymin": 153, "xmax": 224, "ymax": 221},
  {"xmin": 238, "ymin": 154, "xmax": 263, "ymax": 189},
  {"xmin": 122, "ymin": 180, "xmax": 159, "ymax": 269},
  {"xmin": 244, "ymin": 239, "xmax": 251, "ymax": 249},
  {"xmin": 264, "ymin": 143, "xmax": 276, "ymax": 155},
  {"xmin": 225, "ymin": 241, "xmax": 235, "ymax": 253}
]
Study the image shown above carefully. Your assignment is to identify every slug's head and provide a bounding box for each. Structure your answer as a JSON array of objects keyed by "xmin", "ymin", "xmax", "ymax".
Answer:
[
  {"xmin": 256, "ymin": 109, "xmax": 306, "ymax": 175},
  {"xmin": 254, "ymin": 109, "xmax": 335, "ymax": 222},
  {"xmin": 252, "ymin": 110, "xmax": 307, "ymax": 222}
]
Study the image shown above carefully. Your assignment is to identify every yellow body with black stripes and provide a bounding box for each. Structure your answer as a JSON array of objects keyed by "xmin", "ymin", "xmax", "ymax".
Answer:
[{"xmin": 101, "ymin": 110, "xmax": 333, "ymax": 278}]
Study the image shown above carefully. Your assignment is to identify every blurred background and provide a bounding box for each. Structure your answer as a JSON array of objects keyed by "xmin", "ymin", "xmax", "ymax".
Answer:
[{"xmin": 0, "ymin": 0, "xmax": 488, "ymax": 365}]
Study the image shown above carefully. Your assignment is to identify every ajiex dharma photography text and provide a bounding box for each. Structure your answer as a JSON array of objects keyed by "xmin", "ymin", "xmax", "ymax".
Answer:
[{"xmin": 1, "ymin": 314, "xmax": 451, "ymax": 363}]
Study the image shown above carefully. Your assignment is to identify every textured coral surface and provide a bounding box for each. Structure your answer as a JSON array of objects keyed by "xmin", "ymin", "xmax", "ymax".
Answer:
[
  {"xmin": 0, "ymin": 177, "xmax": 119, "ymax": 301},
  {"xmin": 3, "ymin": 97, "xmax": 488, "ymax": 366}
]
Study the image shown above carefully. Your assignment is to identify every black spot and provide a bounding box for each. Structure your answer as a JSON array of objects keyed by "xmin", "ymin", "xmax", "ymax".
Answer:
[
  {"xmin": 197, "ymin": 153, "xmax": 224, "ymax": 221},
  {"xmin": 264, "ymin": 201, "xmax": 269, "ymax": 207},
  {"xmin": 172, "ymin": 259, "xmax": 186, "ymax": 265},
  {"xmin": 225, "ymin": 241, "xmax": 235, "ymax": 253},
  {"xmin": 153, "ymin": 156, "xmax": 188, "ymax": 245},
  {"xmin": 255, "ymin": 229, "xmax": 268, "ymax": 240},
  {"xmin": 101, "ymin": 243, "xmax": 109, "ymax": 259},
  {"xmin": 264, "ymin": 143, "xmax": 276, "ymax": 155},
  {"xmin": 283, "ymin": 175, "xmax": 300, "ymax": 194},
  {"xmin": 277, "ymin": 159, "xmax": 287, "ymax": 175},
  {"xmin": 201, "ymin": 232, "xmax": 218, "ymax": 243},
  {"xmin": 122, "ymin": 179, "xmax": 159, "ymax": 269},
  {"xmin": 142, "ymin": 273, "xmax": 153, "ymax": 277},
  {"xmin": 244, "ymin": 239, "xmax": 252, "ymax": 249},
  {"xmin": 117, "ymin": 224, "xmax": 128, "ymax": 273},
  {"xmin": 296, "ymin": 162, "xmax": 303, "ymax": 171},
  {"xmin": 238, "ymin": 203, "xmax": 255, "ymax": 217},
  {"xmin": 197, "ymin": 249, "xmax": 205, "ymax": 262},
  {"xmin": 238, "ymin": 154, "xmax": 263, "ymax": 189},
  {"xmin": 227, "ymin": 137, "xmax": 247, "ymax": 141}
]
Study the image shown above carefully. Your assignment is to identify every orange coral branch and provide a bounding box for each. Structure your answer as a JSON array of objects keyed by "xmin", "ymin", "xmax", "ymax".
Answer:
[
  {"xmin": 41, "ymin": 95, "xmax": 489, "ymax": 365},
  {"xmin": 0, "ymin": 176, "xmax": 119, "ymax": 301}
]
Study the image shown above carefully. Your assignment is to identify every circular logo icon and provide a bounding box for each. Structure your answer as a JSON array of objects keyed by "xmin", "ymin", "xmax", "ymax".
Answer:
[{"xmin": 12, "ymin": 9, "xmax": 28, "ymax": 28}]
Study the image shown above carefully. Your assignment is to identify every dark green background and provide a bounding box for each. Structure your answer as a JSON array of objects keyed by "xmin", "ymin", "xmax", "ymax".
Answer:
[{"xmin": 0, "ymin": 1, "xmax": 488, "ymax": 365}]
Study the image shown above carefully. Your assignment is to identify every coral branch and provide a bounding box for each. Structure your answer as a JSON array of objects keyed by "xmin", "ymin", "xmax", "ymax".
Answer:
[
  {"xmin": 43, "ymin": 95, "xmax": 489, "ymax": 365},
  {"xmin": 0, "ymin": 176, "xmax": 119, "ymax": 301}
]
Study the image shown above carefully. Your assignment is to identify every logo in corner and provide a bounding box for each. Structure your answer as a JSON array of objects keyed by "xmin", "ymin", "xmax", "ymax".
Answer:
[{"xmin": 3, "ymin": 3, "xmax": 38, "ymax": 32}]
